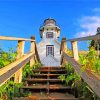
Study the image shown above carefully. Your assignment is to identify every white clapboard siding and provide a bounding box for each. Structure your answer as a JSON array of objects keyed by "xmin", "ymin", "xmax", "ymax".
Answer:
[{"xmin": 37, "ymin": 39, "xmax": 61, "ymax": 67}]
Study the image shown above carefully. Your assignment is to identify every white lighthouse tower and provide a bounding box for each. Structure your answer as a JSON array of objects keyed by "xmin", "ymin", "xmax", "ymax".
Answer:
[{"xmin": 37, "ymin": 18, "xmax": 61, "ymax": 66}]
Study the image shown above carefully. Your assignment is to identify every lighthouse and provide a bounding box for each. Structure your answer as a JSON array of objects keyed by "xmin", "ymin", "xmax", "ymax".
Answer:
[{"xmin": 37, "ymin": 18, "xmax": 61, "ymax": 66}]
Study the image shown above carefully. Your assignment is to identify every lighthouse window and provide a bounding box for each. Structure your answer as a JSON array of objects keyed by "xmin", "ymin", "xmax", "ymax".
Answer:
[{"xmin": 46, "ymin": 32, "xmax": 53, "ymax": 38}]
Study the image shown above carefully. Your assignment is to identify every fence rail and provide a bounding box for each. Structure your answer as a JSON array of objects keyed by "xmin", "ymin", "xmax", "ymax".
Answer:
[
  {"xmin": 0, "ymin": 36, "xmax": 35, "ymax": 41},
  {"xmin": 60, "ymin": 34, "xmax": 100, "ymax": 98},
  {"xmin": 0, "ymin": 52, "xmax": 34, "ymax": 86},
  {"xmin": 61, "ymin": 52, "xmax": 100, "ymax": 97},
  {"xmin": 67, "ymin": 34, "xmax": 100, "ymax": 41},
  {"xmin": 0, "ymin": 35, "xmax": 40, "ymax": 86}
]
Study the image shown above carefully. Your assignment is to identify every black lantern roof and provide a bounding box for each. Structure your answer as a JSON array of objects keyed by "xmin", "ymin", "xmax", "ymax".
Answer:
[{"xmin": 44, "ymin": 18, "xmax": 56, "ymax": 26}]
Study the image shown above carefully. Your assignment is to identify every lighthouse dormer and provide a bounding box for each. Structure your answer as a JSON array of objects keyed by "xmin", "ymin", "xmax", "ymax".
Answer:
[{"xmin": 40, "ymin": 18, "xmax": 60, "ymax": 40}]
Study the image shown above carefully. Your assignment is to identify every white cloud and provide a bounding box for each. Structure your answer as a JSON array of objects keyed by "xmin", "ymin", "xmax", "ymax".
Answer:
[
  {"xmin": 93, "ymin": 8, "xmax": 100, "ymax": 12},
  {"xmin": 75, "ymin": 16, "xmax": 100, "ymax": 38}
]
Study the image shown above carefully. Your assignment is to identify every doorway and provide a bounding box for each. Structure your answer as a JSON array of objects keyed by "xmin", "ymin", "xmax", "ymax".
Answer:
[{"xmin": 46, "ymin": 45, "xmax": 54, "ymax": 56}]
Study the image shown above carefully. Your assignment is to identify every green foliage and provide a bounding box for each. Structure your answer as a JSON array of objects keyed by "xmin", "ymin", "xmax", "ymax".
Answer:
[
  {"xmin": 23, "ymin": 62, "xmax": 41, "ymax": 78},
  {"xmin": 64, "ymin": 63, "xmax": 74, "ymax": 74},
  {"xmin": 0, "ymin": 48, "xmax": 17, "ymax": 68},
  {"xmin": 14, "ymin": 83, "xmax": 23, "ymax": 97},
  {"xmin": 79, "ymin": 47, "xmax": 100, "ymax": 75},
  {"xmin": 60, "ymin": 63, "xmax": 82, "ymax": 87},
  {"xmin": 81, "ymin": 82, "xmax": 99, "ymax": 100},
  {"xmin": 0, "ymin": 61, "xmax": 42, "ymax": 99},
  {"xmin": 22, "ymin": 63, "xmax": 33, "ymax": 78},
  {"xmin": 60, "ymin": 59, "xmax": 100, "ymax": 99},
  {"xmin": 0, "ymin": 48, "xmax": 17, "ymax": 99},
  {"xmin": 21, "ymin": 91, "xmax": 32, "ymax": 97},
  {"xmin": 66, "ymin": 72, "xmax": 81, "ymax": 88},
  {"xmin": 90, "ymin": 28, "xmax": 100, "ymax": 51},
  {"xmin": 60, "ymin": 45, "xmax": 99, "ymax": 99},
  {"xmin": 0, "ymin": 48, "xmax": 41, "ymax": 99},
  {"xmin": 32, "ymin": 62, "xmax": 42, "ymax": 69},
  {"xmin": 0, "ymin": 79, "xmax": 23, "ymax": 100},
  {"xmin": 65, "ymin": 48, "xmax": 72, "ymax": 56},
  {"xmin": 58, "ymin": 75, "xmax": 65, "ymax": 82}
]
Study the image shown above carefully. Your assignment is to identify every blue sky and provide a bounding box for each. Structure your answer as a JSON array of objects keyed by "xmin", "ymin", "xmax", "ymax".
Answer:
[{"xmin": 0, "ymin": 0, "xmax": 100, "ymax": 52}]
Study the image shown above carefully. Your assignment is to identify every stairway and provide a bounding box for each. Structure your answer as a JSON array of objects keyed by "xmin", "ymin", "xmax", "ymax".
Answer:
[{"xmin": 18, "ymin": 67, "xmax": 84, "ymax": 100}]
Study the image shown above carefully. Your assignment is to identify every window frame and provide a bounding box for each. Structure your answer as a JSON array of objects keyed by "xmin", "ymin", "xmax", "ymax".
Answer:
[
  {"xmin": 46, "ymin": 32, "xmax": 53, "ymax": 38},
  {"xmin": 46, "ymin": 45, "xmax": 54, "ymax": 56}
]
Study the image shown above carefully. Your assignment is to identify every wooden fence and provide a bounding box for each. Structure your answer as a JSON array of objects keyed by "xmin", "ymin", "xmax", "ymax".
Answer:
[
  {"xmin": 0, "ymin": 34, "xmax": 100, "ymax": 97},
  {"xmin": 60, "ymin": 34, "xmax": 100, "ymax": 98},
  {"xmin": 0, "ymin": 36, "xmax": 40, "ymax": 86}
]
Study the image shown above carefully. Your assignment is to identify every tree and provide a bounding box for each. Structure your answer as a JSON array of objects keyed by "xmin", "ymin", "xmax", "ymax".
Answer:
[{"xmin": 90, "ymin": 27, "xmax": 100, "ymax": 50}]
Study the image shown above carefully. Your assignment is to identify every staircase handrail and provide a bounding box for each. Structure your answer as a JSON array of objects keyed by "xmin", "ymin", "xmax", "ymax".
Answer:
[
  {"xmin": 0, "ymin": 52, "xmax": 34, "ymax": 86},
  {"xmin": 60, "ymin": 33, "xmax": 100, "ymax": 97},
  {"xmin": 0, "ymin": 35, "xmax": 41, "ymax": 86}
]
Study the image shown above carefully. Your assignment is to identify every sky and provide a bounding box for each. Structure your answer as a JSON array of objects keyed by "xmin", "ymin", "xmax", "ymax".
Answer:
[{"xmin": 0, "ymin": 0, "xmax": 100, "ymax": 52}]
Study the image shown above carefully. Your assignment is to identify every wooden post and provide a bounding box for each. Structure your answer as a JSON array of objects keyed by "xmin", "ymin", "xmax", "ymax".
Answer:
[
  {"xmin": 14, "ymin": 40, "xmax": 25, "ymax": 83},
  {"xmin": 30, "ymin": 36, "xmax": 35, "ymax": 67},
  {"xmin": 71, "ymin": 41, "xmax": 79, "ymax": 61},
  {"xmin": 60, "ymin": 37, "xmax": 67, "ymax": 53},
  {"xmin": 60, "ymin": 37, "xmax": 67, "ymax": 65}
]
